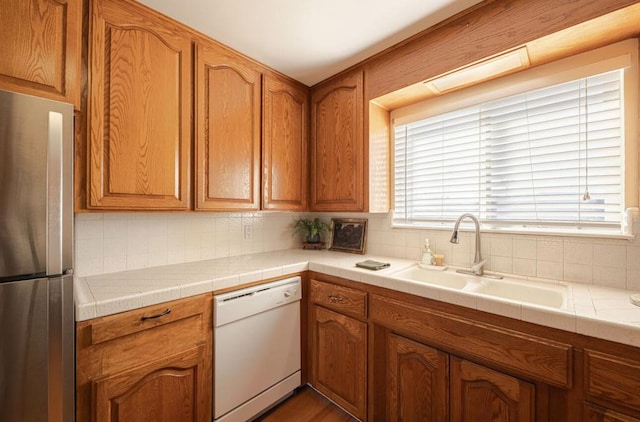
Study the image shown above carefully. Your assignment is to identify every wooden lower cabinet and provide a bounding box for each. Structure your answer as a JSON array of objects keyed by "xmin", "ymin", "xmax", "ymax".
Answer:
[
  {"xmin": 451, "ymin": 357, "xmax": 535, "ymax": 422},
  {"xmin": 311, "ymin": 304, "xmax": 367, "ymax": 420},
  {"xmin": 385, "ymin": 333, "xmax": 534, "ymax": 422},
  {"xmin": 307, "ymin": 272, "xmax": 640, "ymax": 422},
  {"xmin": 76, "ymin": 294, "xmax": 213, "ymax": 422},
  {"xmin": 93, "ymin": 346, "xmax": 206, "ymax": 422},
  {"xmin": 387, "ymin": 334, "xmax": 449, "ymax": 421}
]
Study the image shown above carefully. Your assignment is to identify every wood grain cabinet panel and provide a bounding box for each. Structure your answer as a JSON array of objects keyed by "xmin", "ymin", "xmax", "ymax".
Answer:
[
  {"xmin": 93, "ymin": 346, "xmax": 204, "ymax": 422},
  {"xmin": 310, "ymin": 69, "xmax": 364, "ymax": 211},
  {"xmin": 0, "ymin": 0, "xmax": 82, "ymax": 108},
  {"xmin": 585, "ymin": 349, "xmax": 640, "ymax": 412},
  {"xmin": 311, "ymin": 305, "xmax": 367, "ymax": 420},
  {"xmin": 370, "ymin": 294, "xmax": 572, "ymax": 388},
  {"xmin": 76, "ymin": 294, "xmax": 212, "ymax": 422},
  {"xmin": 195, "ymin": 43, "xmax": 261, "ymax": 210},
  {"xmin": 585, "ymin": 403, "xmax": 640, "ymax": 422},
  {"xmin": 310, "ymin": 278, "xmax": 367, "ymax": 318},
  {"xmin": 387, "ymin": 334, "xmax": 449, "ymax": 422},
  {"xmin": 262, "ymin": 74, "xmax": 308, "ymax": 211},
  {"xmin": 88, "ymin": 0, "xmax": 191, "ymax": 209},
  {"xmin": 451, "ymin": 357, "xmax": 535, "ymax": 422}
]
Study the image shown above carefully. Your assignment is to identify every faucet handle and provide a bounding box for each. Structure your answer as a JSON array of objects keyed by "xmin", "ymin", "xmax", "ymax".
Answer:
[{"xmin": 471, "ymin": 259, "xmax": 487, "ymax": 275}]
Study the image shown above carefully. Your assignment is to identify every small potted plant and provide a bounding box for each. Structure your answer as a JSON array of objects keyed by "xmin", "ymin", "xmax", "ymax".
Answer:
[{"xmin": 293, "ymin": 217, "xmax": 331, "ymax": 243}]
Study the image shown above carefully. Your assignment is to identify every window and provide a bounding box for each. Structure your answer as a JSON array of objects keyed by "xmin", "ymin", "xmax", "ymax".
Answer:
[{"xmin": 392, "ymin": 41, "xmax": 638, "ymax": 236}]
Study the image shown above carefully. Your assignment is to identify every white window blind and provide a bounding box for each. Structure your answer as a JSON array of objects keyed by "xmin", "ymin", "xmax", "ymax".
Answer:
[{"xmin": 393, "ymin": 69, "xmax": 624, "ymax": 231}]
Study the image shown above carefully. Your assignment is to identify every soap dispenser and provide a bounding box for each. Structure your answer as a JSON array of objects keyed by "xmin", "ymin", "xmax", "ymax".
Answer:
[{"xmin": 421, "ymin": 239, "xmax": 434, "ymax": 266}]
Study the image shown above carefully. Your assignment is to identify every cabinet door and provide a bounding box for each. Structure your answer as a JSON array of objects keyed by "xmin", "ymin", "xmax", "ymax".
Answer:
[
  {"xmin": 262, "ymin": 75, "xmax": 308, "ymax": 211},
  {"xmin": 310, "ymin": 70, "xmax": 364, "ymax": 211},
  {"xmin": 0, "ymin": 0, "xmax": 82, "ymax": 108},
  {"xmin": 312, "ymin": 305, "xmax": 367, "ymax": 420},
  {"xmin": 451, "ymin": 358, "xmax": 534, "ymax": 422},
  {"xmin": 195, "ymin": 43, "xmax": 261, "ymax": 210},
  {"xmin": 93, "ymin": 346, "xmax": 206, "ymax": 422},
  {"xmin": 387, "ymin": 334, "xmax": 449, "ymax": 422},
  {"xmin": 88, "ymin": 0, "xmax": 191, "ymax": 210}
]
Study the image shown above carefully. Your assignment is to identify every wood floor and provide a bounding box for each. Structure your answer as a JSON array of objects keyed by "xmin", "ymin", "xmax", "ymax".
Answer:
[{"xmin": 255, "ymin": 386, "xmax": 358, "ymax": 422}]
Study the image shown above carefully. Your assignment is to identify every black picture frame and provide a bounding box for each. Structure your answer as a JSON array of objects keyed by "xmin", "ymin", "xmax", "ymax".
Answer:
[{"xmin": 329, "ymin": 218, "xmax": 367, "ymax": 254}]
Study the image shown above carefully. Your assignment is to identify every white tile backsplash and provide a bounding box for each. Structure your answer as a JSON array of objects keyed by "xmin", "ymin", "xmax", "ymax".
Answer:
[
  {"xmin": 76, "ymin": 211, "xmax": 640, "ymax": 291},
  {"xmin": 308, "ymin": 212, "xmax": 640, "ymax": 291},
  {"xmin": 75, "ymin": 212, "xmax": 300, "ymax": 276}
]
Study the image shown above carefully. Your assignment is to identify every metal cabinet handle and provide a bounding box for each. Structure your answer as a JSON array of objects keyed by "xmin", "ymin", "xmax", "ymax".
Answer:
[
  {"xmin": 141, "ymin": 308, "xmax": 171, "ymax": 321},
  {"xmin": 328, "ymin": 295, "xmax": 346, "ymax": 304}
]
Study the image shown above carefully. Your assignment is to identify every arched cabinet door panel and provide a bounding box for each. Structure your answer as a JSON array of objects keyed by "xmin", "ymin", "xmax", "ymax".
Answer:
[
  {"xmin": 451, "ymin": 357, "xmax": 535, "ymax": 422},
  {"xmin": 93, "ymin": 347, "xmax": 204, "ymax": 422},
  {"xmin": 310, "ymin": 69, "xmax": 364, "ymax": 212},
  {"xmin": 387, "ymin": 334, "xmax": 449, "ymax": 421},
  {"xmin": 262, "ymin": 74, "xmax": 308, "ymax": 211},
  {"xmin": 311, "ymin": 305, "xmax": 367, "ymax": 420},
  {"xmin": 88, "ymin": 0, "xmax": 191, "ymax": 210},
  {"xmin": 195, "ymin": 43, "xmax": 261, "ymax": 211}
]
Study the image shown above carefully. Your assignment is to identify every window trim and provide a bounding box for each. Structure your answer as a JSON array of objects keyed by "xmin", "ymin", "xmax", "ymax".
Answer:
[{"xmin": 390, "ymin": 39, "xmax": 639, "ymax": 236}]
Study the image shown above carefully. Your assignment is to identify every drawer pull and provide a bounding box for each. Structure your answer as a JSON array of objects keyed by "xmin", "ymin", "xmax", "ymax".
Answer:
[
  {"xmin": 328, "ymin": 295, "xmax": 346, "ymax": 303},
  {"xmin": 141, "ymin": 308, "xmax": 171, "ymax": 321}
]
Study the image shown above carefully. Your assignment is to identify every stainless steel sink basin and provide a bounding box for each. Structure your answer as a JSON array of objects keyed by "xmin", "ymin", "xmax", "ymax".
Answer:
[{"xmin": 391, "ymin": 265, "xmax": 567, "ymax": 309}]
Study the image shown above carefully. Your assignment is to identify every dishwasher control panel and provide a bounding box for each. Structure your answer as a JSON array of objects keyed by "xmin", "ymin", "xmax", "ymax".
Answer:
[{"xmin": 214, "ymin": 276, "xmax": 302, "ymax": 327}]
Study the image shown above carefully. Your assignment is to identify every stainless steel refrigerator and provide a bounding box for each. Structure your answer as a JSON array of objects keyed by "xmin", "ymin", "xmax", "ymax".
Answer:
[{"xmin": 0, "ymin": 89, "xmax": 74, "ymax": 422}]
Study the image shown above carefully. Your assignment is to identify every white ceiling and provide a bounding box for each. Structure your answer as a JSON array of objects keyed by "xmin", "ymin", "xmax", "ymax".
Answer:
[{"xmin": 138, "ymin": 0, "xmax": 484, "ymax": 86}]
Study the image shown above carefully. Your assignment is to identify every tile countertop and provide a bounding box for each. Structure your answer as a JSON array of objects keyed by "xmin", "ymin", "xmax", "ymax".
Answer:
[{"xmin": 74, "ymin": 249, "xmax": 640, "ymax": 348}]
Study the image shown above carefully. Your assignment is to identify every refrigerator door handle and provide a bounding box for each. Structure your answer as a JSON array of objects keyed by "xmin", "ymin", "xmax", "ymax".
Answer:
[
  {"xmin": 46, "ymin": 110, "xmax": 73, "ymax": 276},
  {"xmin": 47, "ymin": 111, "xmax": 64, "ymax": 276}
]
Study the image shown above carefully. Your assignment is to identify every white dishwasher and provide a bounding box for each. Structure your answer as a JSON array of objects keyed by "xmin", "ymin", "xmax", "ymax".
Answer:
[{"xmin": 214, "ymin": 276, "xmax": 302, "ymax": 421}]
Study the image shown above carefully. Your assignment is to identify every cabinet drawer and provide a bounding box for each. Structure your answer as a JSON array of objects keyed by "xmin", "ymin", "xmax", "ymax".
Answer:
[
  {"xmin": 584, "ymin": 402, "xmax": 640, "ymax": 422},
  {"xmin": 586, "ymin": 350, "xmax": 640, "ymax": 412},
  {"xmin": 310, "ymin": 279, "xmax": 367, "ymax": 318},
  {"xmin": 90, "ymin": 294, "xmax": 210, "ymax": 345},
  {"xmin": 371, "ymin": 294, "xmax": 572, "ymax": 388}
]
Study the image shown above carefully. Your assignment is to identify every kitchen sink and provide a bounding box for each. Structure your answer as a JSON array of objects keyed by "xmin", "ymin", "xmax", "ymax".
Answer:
[
  {"xmin": 462, "ymin": 278, "xmax": 567, "ymax": 308},
  {"xmin": 391, "ymin": 266, "xmax": 470, "ymax": 289},
  {"xmin": 391, "ymin": 265, "xmax": 567, "ymax": 309}
]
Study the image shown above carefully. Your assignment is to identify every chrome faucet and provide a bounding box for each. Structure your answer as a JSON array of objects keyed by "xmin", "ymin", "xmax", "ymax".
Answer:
[{"xmin": 450, "ymin": 213, "xmax": 487, "ymax": 276}]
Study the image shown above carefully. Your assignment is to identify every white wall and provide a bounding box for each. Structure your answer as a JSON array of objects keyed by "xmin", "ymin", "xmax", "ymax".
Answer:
[{"xmin": 75, "ymin": 211, "xmax": 640, "ymax": 291}]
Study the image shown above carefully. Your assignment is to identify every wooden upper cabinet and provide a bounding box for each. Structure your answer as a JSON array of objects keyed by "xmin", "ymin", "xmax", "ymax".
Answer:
[
  {"xmin": 0, "ymin": 0, "xmax": 82, "ymax": 108},
  {"xmin": 87, "ymin": 0, "xmax": 191, "ymax": 210},
  {"xmin": 451, "ymin": 357, "xmax": 535, "ymax": 422},
  {"xmin": 195, "ymin": 43, "xmax": 261, "ymax": 211},
  {"xmin": 262, "ymin": 75, "xmax": 309, "ymax": 211},
  {"xmin": 310, "ymin": 69, "xmax": 364, "ymax": 212}
]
